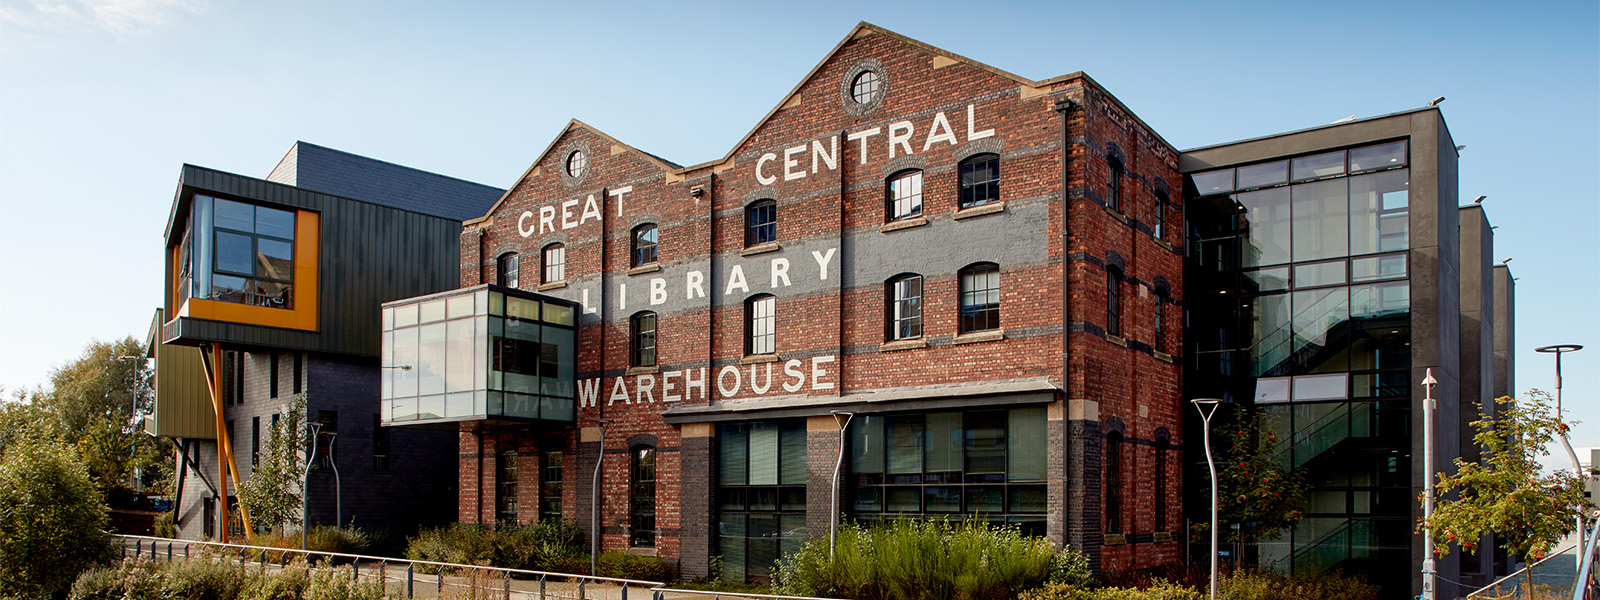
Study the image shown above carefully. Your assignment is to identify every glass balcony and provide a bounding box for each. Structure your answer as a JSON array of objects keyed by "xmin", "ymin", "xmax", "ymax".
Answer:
[{"xmin": 381, "ymin": 285, "xmax": 578, "ymax": 426}]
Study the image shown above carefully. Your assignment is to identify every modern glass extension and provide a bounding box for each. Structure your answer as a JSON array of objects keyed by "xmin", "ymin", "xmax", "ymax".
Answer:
[
  {"xmin": 380, "ymin": 285, "xmax": 579, "ymax": 426},
  {"xmin": 1186, "ymin": 139, "xmax": 1413, "ymax": 592}
]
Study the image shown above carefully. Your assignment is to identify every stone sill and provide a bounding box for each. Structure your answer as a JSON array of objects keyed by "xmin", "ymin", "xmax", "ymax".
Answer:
[
  {"xmin": 1153, "ymin": 350, "xmax": 1174, "ymax": 363},
  {"xmin": 740, "ymin": 354, "xmax": 780, "ymax": 365},
  {"xmin": 879, "ymin": 215, "xmax": 929, "ymax": 233},
  {"xmin": 740, "ymin": 242, "xmax": 782, "ymax": 256},
  {"xmin": 879, "ymin": 339, "xmax": 928, "ymax": 352},
  {"xmin": 952, "ymin": 201, "xmax": 1005, "ymax": 220},
  {"xmin": 625, "ymin": 366, "xmax": 659, "ymax": 376},
  {"xmin": 1152, "ymin": 532, "xmax": 1173, "ymax": 543},
  {"xmin": 952, "ymin": 329, "xmax": 1005, "ymax": 345},
  {"xmin": 1106, "ymin": 334, "xmax": 1128, "ymax": 348},
  {"xmin": 1103, "ymin": 533, "xmax": 1127, "ymax": 546},
  {"xmin": 537, "ymin": 281, "xmax": 568, "ymax": 291},
  {"xmin": 1106, "ymin": 209, "xmax": 1128, "ymax": 225},
  {"xmin": 627, "ymin": 264, "xmax": 661, "ymax": 276}
]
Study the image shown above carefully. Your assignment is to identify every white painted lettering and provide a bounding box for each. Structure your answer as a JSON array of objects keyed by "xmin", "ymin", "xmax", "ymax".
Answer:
[
  {"xmin": 967, "ymin": 104, "xmax": 995, "ymax": 141},
  {"xmin": 770, "ymin": 257, "xmax": 791, "ymax": 288},
  {"xmin": 608, "ymin": 378, "xmax": 630, "ymax": 406},
  {"xmin": 635, "ymin": 374, "xmax": 657, "ymax": 404},
  {"xmin": 686, "ymin": 270, "xmax": 705, "ymax": 299},
  {"xmin": 561, "ymin": 199, "xmax": 580, "ymax": 229},
  {"xmin": 782, "ymin": 359, "xmax": 805, "ymax": 392},
  {"xmin": 812, "ymin": 248, "xmax": 837, "ymax": 280},
  {"xmin": 847, "ymin": 128, "xmax": 881, "ymax": 164},
  {"xmin": 684, "ymin": 367, "xmax": 707, "ymax": 401},
  {"xmin": 518, "ymin": 211, "xmax": 536, "ymax": 237},
  {"xmin": 661, "ymin": 371, "xmax": 680, "ymax": 402},
  {"xmin": 756, "ymin": 153, "xmax": 778, "ymax": 185},
  {"xmin": 725, "ymin": 265, "xmax": 749, "ymax": 295},
  {"xmin": 783, "ymin": 145, "xmax": 806, "ymax": 181},
  {"xmin": 609, "ymin": 186, "xmax": 632, "ymax": 217},
  {"xmin": 924, "ymin": 111, "xmax": 958, "ymax": 151},
  {"xmin": 539, "ymin": 206, "xmax": 557, "ymax": 234},
  {"xmin": 650, "ymin": 278, "xmax": 667, "ymax": 305},
  {"xmin": 578, "ymin": 378, "xmax": 603, "ymax": 408},
  {"xmin": 580, "ymin": 194, "xmax": 603, "ymax": 225},
  {"xmin": 888, "ymin": 121, "xmax": 915, "ymax": 158},
  {"xmin": 811, "ymin": 136, "xmax": 839, "ymax": 173},
  {"xmin": 750, "ymin": 363, "xmax": 773, "ymax": 394},
  {"xmin": 717, "ymin": 365, "xmax": 742, "ymax": 398},
  {"xmin": 811, "ymin": 355, "xmax": 836, "ymax": 390}
]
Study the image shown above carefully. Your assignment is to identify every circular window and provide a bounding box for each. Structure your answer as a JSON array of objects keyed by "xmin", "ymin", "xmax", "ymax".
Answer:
[
  {"xmin": 850, "ymin": 71, "xmax": 880, "ymax": 105},
  {"xmin": 566, "ymin": 150, "xmax": 588, "ymax": 178}
]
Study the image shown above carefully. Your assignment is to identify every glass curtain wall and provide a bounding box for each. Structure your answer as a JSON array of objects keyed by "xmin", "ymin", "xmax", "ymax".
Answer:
[
  {"xmin": 718, "ymin": 421, "xmax": 807, "ymax": 584},
  {"xmin": 1186, "ymin": 140, "xmax": 1412, "ymax": 589},
  {"xmin": 382, "ymin": 286, "xmax": 578, "ymax": 425}
]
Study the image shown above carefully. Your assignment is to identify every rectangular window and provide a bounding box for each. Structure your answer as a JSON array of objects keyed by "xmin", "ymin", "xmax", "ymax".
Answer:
[
  {"xmin": 292, "ymin": 352, "xmax": 302, "ymax": 394},
  {"xmin": 194, "ymin": 196, "xmax": 297, "ymax": 309},
  {"xmin": 498, "ymin": 253, "xmax": 519, "ymax": 288},
  {"xmin": 251, "ymin": 417, "xmax": 260, "ymax": 468},
  {"xmin": 372, "ymin": 414, "xmax": 389, "ymax": 472},
  {"xmin": 1105, "ymin": 271, "xmax": 1121, "ymax": 338},
  {"xmin": 889, "ymin": 276, "xmax": 923, "ymax": 340},
  {"xmin": 1105, "ymin": 433, "xmax": 1122, "ymax": 533},
  {"xmin": 959, "ymin": 266, "xmax": 1000, "ymax": 333},
  {"xmin": 959, "ymin": 155, "xmax": 1000, "ymax": 208},
  {"xmin": 630, "ymin": 446, "xmax": 656, "ymax": 547},
  {"xmin": 1191, "ymin": 170, "xmax": 1234, "ymax": 196},
  {"xmin": 497, "ymin": 449, "xmax": 518, "ymax": 524},
  {"xmin": 269, "ymin": 353, "xmax": 279, "ymax": 398},
  {"xmin": 1291, "ymin": 179, "xmax": 1349, "ymax": 262},
  {"xmin": 541, "ymin": 451, "xmax": 564, "ymax": 522},
  {"xmin": 631, "ymin": 313, "xmax": 657, "ymax": 367},
  {"xmin": 746, "ymin": 200, "xmax": 777, "ymax": 246},
  {"xmin": 543, "ymin": 245, "xmax": 566, "ymax": 283},
  {"xmin": 1349, "ymin": 170, "xmax": 1409, "ymax": 255},
  {"xmin": 1291, "ymin": 151, "xmax": 1346, "ymax": 181},
  {"xmin": 718, "ymin": 421, "xmax": 806, "ymax": 584},
  {"xmin": 1106, "ymin": 160, "xmax": 1123, "ymax": 213}
]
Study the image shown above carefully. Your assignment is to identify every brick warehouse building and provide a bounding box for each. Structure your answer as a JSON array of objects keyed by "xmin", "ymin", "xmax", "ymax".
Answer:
[{"xmin": 152, "ymin": 22, "xmax": 1515, "ymax": 600}]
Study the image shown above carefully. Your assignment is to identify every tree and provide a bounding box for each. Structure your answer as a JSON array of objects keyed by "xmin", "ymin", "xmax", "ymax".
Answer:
[
  {"xmin": 0, "ymin": 438, "xmax": 114, "ymax": 598},
  {"xmin": 27, "ymin": 336, "xmax": 168, "ymax": 491},
  {"xmin": 1420, "ymin": 391, "xmax": 1592, "ymax": 595},
  {"xmin": 1199, "ymin": 408, "xmax": 1309, "ymax": 548},
  {"xmin": 239, "ymin": 395, "xmax": 309, "ymax": 532}
]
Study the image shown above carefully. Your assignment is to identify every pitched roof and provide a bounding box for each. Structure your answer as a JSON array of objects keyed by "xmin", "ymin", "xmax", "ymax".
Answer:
[
  {"xmin": 466, "ymin": 119, "xmax": 681, "ymax": 225},
  {"xmin": 266, "ymin": 141, "xmax": 505, "ymax": 222}
]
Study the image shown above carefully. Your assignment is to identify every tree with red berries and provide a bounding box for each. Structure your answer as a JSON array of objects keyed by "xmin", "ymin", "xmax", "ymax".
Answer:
[
  {"xmin": 1419, "ymin": 391, "xmax": 1592, "ymax": 596},
  {"xmin": 1200, "ymin": 408, "xmax": 1309, "ymax": 547}
]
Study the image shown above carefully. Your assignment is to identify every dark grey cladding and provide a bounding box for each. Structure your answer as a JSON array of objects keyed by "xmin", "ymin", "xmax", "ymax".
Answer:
[{"xmin": 267, "ymin": 141, "xmax": 505, "ymax": 222}]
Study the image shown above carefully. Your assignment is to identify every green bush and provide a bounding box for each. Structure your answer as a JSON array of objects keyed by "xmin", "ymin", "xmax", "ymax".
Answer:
[
  {"xmin": 774, "ymin": 517, "xmax": 1082, "ymax": 600},
  {"xmin": 1021, "ymin": 581, "xmax": 1203, "ymax": 600},
  {"xmin": 1219, "ymin": 569, "xmax": 1378, "ymax": 600},
  {"xmin": 597, "ymin": 551, "xmax": 670, "ymax": 581},
  {"xmin": 248, "ymin": 526, "xmax": 374, "ymax": 563},
  {"xmin": 0, "ymin": 439, "xmax": 115, "ymax": 598},
  {"xmin": 404, "ymin": 520, "xmax": 586, "ymax": 574},
  {"xmin": 69, "ymin": 554, "xmax": 384, "ymax": 600}
]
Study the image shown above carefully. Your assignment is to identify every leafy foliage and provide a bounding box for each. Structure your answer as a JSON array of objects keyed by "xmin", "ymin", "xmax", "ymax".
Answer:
[
  {"xmin": 1420, "ymin": 392, "xmax": 1592, "ymax": 563},
  {"xmin": 597, "ymin": 550, "xmax": 670, "ymax": 581},
  {"xmin": 773, "ymin": 517, "xmax": 1087, "ymax": 600},
  {"xmin": 1020, "ymin": 581, "xmax": 1203, "ymax": 600},
  {"xmin": 69, "ymin": 554, "xmax": 385, "ymax": 600},
  {"xmin": 1196, "ymin": 408, "xmax": 1308, "ymax": 544},
  {"xmin": 404, "ymin": 520, "xmax": 587, "ymax": 574},
  {"xmin": 239, "ymin": 396, "xmax": 310, "ymax": 532},
  {"xmin": 1217, "ymin": 568, "xmax": 1378, "ymax": 600},
  {"xmin": 0, "ymin": 438, "xmax": 114, "ymax": 598}
]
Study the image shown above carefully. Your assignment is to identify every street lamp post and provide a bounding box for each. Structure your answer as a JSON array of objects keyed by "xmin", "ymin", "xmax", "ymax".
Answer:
[
  {"xmin": 1536, "ymin": 344, "xmax": 1586, "ymax": 555},
  {"xmin": 829, "ymin": 410, "xmax": 854, "ymax": 560},
  {"xmin": 117, "ymin": 355, "xmax": 143, "ymax": 490},
  {"xmin": 1192, "ymin": 398, "xmax": 1223, "ymax": 600},
  {"xmin": 591, "ymin": 418, "xmax": 612, "ymax": 577},
  {"xmin": 1421, "ymin": 368, "xmax": 1438, "ymax": 600},
  {"xmin": 301, "ymin": 420, "xmax": 322, "ymax": 550}
]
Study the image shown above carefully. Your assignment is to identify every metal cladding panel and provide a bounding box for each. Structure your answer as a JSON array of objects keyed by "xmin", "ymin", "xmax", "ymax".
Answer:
[
  {"xmin": 164, "ymin": 165, "xmax": 464, "ymax": 357},
  {"xmin": 150, "ymin": 342, "xmax": 216, "ymax": 439}
]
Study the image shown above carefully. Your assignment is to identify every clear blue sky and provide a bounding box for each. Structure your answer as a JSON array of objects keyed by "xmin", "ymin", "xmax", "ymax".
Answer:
[{"xmin": 2, "ymin": 1, "xmax": 1596, "ymax": 454}]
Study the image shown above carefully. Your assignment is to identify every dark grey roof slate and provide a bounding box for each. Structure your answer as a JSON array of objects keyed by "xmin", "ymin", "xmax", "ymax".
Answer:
[{"xmin": 266, "ymin": 142, "xmax": 504, "ymax": 222}]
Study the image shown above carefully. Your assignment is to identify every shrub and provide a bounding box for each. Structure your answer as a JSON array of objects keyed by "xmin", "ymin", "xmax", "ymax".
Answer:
[
  {"xmin": 1021, "ymin": 581, "xmax": 1203, "ymax": 600},
  {"xmin": 249, "ymin": 525, "xmax": 374, "ymax": 563},
  {"xmin": 0, "ymin": 439, "xmax": 115, "ymax": 598},
  {"xmin": 1218, "ymin": 569, "xmax": 1378, "ymax": 600},
  {"xmin": 597, "ymin": 551, "xmax": 670, "ymax": 582},
  {"xmin": 69, "ymin": 554, "xmax": 383, "ymax": 600},
  {"xmin": 774, "ymin": 517, "xmax": 1081, "ymax": 600},
  {"xmin": 404, "ymin": 520, "xmax": 585, "ymax": 574}
]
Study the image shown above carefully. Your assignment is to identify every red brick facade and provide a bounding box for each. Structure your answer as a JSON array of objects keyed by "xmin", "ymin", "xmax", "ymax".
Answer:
[{"xmin": 454, "ymin": 24, "xmax": 1184, "ymax": 577}]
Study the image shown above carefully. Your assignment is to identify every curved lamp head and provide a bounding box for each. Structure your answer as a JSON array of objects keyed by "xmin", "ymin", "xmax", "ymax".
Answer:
[
  {"xmin": 1536, "ymin": 344, "xmax": 1584, "ymax": 354},
  {"xmin": 1192, "ymin": 398, "xmax": 1224, "ymax": 420}
]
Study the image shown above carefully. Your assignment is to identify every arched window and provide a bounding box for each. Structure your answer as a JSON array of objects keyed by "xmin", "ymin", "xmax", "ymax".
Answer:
[
  {"xmin": 497, "ymin": 252, "xmax": 519, "ymax": 288},
  {"xmin": 631, "ymin": 223, "xmax": 658, "ymax": 267},
  {"xmin": 746, "ymin": 199, "xmax": 777, "ymax": 247},
  {"xmin": 1106, "ymin": 157, "xmax": 1124, "ymax": 213},
  {"xmin": 1106, "ymin": 267, "xmax": 1123, "ymax": 338},
  {"xmin": 1105, "ymin": 431, "xmax": 1122, "ymax": 534},
  {"xmin": 631, "ymin": 312, "xmax": 657, "ymax": 367},
  {"xmin": 887, "ymin": 274, "xmax": 923, "ymax": 341},
  {"xmin": 496, "ymin": 446, "xmax": 518, "ymax": 524},
  {"xmin": 959, "ymin": 263, "xmax": 1000, "ymax": 333},
  {"xmin": 886, "ymin": 170, "xmax": 923, "ymax": 221},
  {"xmin": 959, "ymin": 154, "xmax": 1000, "ymax": 208},
  {"xmin": 1153, "ymin": 189, "xmax": 1168, "ymax": 240},
  {"xmin": 630, "ymin": 445, "xmax": 657, "ymax": 547},
  {"xmin": 747, "ymin": 294, "xmax": 776, "ymax": 355},
  {"xmin": 542, "ymin": 243, "xmax": 565, "ymax": 284}
]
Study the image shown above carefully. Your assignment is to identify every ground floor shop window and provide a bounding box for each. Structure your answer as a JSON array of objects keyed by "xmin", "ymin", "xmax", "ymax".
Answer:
[
  {"xmin": 717, "ymin": 421, "xmax": 806, "ymax": 584},
  {"xmin": 848, "ymin": 407, "xmax": 1047, "ymax": 536}
]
